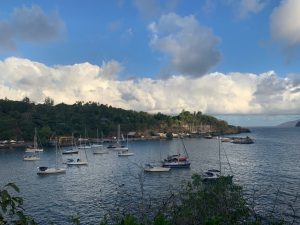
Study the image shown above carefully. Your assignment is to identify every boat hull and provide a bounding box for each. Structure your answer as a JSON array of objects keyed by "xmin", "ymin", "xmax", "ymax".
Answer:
[
  {"xmin": 118, "ymin": 153, "xmax": 134, "ymax": 156},
  {"xmin": 144, "ymin": 167, "xmax": 170, "ymax": 172},
  {"xmin": 93, "ymin": 151, "xmax": 109, "ymax": 154},
  {"xmin": 162, "ymin": 162, "xmax": 190, "ymax": 168},
  {"xmin": 37, "ymin": 167, "xmax": 66, "ymax": 175},
  {"xmin": 78, "ymin": 146, "xmax": 92, "ymax": 149},
  {"xmin": 91, "ymin": 144, "xmax": 103, "ymax": 148},
  {"xmin": 62, "ymin": 150, "xmax": 79, "ymax": 154},
  {"xmin": 108, "ymin": 146, "xmax": 128, "ymax": 151},
  {"xmin": 23, "ymin": 156, "xmax": 40, "ymax": 161},
  {"xmin": 66, "ymin": 161, "xmax": 88, "ymax": 165}
]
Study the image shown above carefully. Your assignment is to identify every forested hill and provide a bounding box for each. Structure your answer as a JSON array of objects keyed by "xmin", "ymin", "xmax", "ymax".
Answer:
[{"xmin": 0, "ymin": 98, "xmax": 248, "ymax": 142}]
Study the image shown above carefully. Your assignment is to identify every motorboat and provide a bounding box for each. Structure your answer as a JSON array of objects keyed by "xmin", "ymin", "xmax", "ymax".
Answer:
[{"xmin": 231, "ymin": 136, "xmax": 254, "ymax": 144}]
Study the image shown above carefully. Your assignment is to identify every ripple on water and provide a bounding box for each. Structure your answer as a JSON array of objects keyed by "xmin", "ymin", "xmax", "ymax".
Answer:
[{"xmin": 0, "ymin": 128, "xmax": 299, "ymax": 224}]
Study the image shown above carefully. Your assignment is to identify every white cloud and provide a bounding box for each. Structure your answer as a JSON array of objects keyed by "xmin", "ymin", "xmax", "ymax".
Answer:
[
  {"xmin": 238, "ymin": 0, "xmax": 269, "ymax": 18},
  {"xmin": 1, "ymin": 57, "xmax": 300, "ymax": 115},
  {"xmin": 202, "ymin": 0, "xmax": 269, "ymax": 18},
  {"xmin": 270, "ymin": 0, "xmax": 300, "ymax": 47},
  {"xmin": 149, "ymin": 13, "xmax": 221, "ymax": 77},
  {"xmin": 0, "ymin": 5, "xmax": 64, "ymax": 51}
]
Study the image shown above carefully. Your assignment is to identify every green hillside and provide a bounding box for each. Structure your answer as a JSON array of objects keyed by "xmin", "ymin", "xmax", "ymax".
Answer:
[{"xmin": 0, "ymin": 98, "xmax": 248, "ymax": 143}]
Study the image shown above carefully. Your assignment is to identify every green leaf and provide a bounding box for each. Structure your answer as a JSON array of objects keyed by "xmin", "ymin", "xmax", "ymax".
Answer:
[{"xmin": 5, "ymin": 183, "xmax": 20, "ymax": 193}]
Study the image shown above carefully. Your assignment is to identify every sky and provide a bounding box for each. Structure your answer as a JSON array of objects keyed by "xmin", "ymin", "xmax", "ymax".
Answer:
[{"xmin": 0, "ymin": 0, "xmax": 300, "ymax": 126}]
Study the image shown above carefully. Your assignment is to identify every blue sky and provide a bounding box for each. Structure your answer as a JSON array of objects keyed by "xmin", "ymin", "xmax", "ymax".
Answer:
[
  {"xmin": 0, "ymin": 0, "xmax": 300, "ymax": 126},
  {"xmin": 1, "ymin": 0, "xmax": 298, "ymax": 77}
]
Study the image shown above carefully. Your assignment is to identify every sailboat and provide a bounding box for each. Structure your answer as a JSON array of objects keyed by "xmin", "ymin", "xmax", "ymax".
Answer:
[
  {"xmin": 107, "ymin": 124, "xmax": 129, "ymax": 151},
  {"xmin": 117, "ymin": 149, "xmax": 134, "ymax": 156},
  {"xmin": 78, "ymin": 128, "xmax": 91, "ymax": 149},
  {"xmin": 37, "ymin": 140, "xmax": 66, "ymax": 175},
  {"xmin": 144, "ymin": 140, "xmax": 170, "ymax": 172},
  {"xmin": 162, "ymin": 138, "xmax": 191, "ymax": 168},
  {"xmin": 66, "ymin": 145, "xmax": 88, "ymax": 165},
  {"xmin": 23, "ymin": 152, "xmax": 40, "ymax": 161},
  {"xmin": 62, "ymin": 134, "xmax": 79, "ymax": 154},
  {"xmin": 144, "ymin": 164, "xmax": 170, "ymax": 172},
  {"xmin": 202, "ymin": 137, "xmax": 233, "ymax": 182},
  {"xmin": 91, "ymin": 129, "xmax": 103, "ymax": 148},
  {"xmin": 92, "ymin": 129, "xmax": 109, "ymax": 154},
  {"xmin": 25, "ymin": 128, "xmax": 43, "ymax": 152}
]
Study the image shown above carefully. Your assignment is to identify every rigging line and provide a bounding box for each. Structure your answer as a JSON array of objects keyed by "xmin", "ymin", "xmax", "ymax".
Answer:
[
  {"xmin": 181, "ymin": 137, "xmax": 189, "ymax": 158},
  {"xmin": 223, "ymin": 146, "xmax": 233, "ymax": 174}
]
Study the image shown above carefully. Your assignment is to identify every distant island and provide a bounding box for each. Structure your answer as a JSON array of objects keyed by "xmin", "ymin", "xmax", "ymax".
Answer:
[
  {"xmin": 0, "ymin": 97, "xmax": 249, "ymax": 144},
  {"xmin": 277, "ymin": 119, "xmax": 300, "ymax": 127}
]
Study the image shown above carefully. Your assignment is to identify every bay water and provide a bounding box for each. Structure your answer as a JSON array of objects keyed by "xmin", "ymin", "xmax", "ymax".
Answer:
[{"xmin": 0, "ymin": 127, "xmax": 299, "ymax": 224}]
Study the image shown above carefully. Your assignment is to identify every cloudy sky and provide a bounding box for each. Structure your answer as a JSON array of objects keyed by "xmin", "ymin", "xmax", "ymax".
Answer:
[{"xmin": 0, "ymin": 0, "xmax": 300, "ymax": 126}]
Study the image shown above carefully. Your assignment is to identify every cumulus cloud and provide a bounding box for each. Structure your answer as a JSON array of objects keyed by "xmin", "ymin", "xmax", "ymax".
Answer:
[
  {"xmin": 149, "ymin": 13, "xmax": 221, "ymax": 77},
  {"xmin": 0, "ymin": 5, "xmax": 64, "ymax": 51},
  {"xmin": 1, "ymin": 57, "xmax": 300, "ymax": 115},
  {"xmin": 270, "ymin": 0, "xmax": 300, "ymax": 48}
]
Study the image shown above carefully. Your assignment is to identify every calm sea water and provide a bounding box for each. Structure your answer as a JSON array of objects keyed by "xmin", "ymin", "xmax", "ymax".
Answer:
[{"xmin": 0, "ymin": 127, "xmax": 299, "ymax": 224}]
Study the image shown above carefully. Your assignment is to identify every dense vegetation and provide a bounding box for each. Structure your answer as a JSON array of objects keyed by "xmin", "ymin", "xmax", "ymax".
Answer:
[
  {"xmin": 0, "ymin": 176, "xmax": 289, "ymax": 225},
  {"xmin": 0, "ymin": 98, "xmax": 247, "ymax": 142}
]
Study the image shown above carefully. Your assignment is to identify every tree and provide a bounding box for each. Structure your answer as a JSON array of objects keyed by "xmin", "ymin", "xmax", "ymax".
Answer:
[
  {"xmin": 44, "ymin": 97, "xmax": 54, "ymax": 106},
  {"xmin": 22, "ymin": 96, "xmax": 30, "ymax": 103}
]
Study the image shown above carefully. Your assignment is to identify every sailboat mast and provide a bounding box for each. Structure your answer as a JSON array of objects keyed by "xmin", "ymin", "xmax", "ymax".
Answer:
[
  {"xmin": 96, "ymin": 128, "xmax": 99, "ymax": 144},
  {"xmin": 34, "ymin": 128, "xmax": 37, "ymax": 149},
  {"xmin": 117, "ymin": 124, "xmax": 120, "ymax": 144},
  {"xmin": 181, "ymin": 138, "xmax": 189, "ymax": 158},
  {"xmin": 218, "ymin": 137, "xmax": 221, "ymax": 175},
  {"xmin": 55, "ymin": 137, "xmax": 58, "ymax": 168}
]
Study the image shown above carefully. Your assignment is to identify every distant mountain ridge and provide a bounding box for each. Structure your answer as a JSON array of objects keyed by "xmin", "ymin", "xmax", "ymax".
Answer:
[{"xmin": 277, "ymin": 119, "xmax": 300, "ymax": 127}]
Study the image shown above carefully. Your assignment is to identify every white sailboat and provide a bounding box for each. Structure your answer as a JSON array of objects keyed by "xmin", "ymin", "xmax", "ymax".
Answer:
[
  {"xmin": 91, "ymin": 128, "xmax": 103, "ymax": 148},
  {"xmin": 23, "ymin": 152, "xmax": 40, "ymax": 161},
  {"xmin": 78, "ymin": 128, "xmax": 91, "ymax": 149},
  {"xmin": 37, "ymin": 140, "xmax": 66, "ymax": 175},
  {"xmin": 66, "ymin": 147, "xmax": 88, "ymax": 166},
  {"xmin": 25, "ymin": 128, "xmax": 43, "ymax": 152},
  {"xmin": 144, "ymin": 164, "xmax": 170, "ymax": 172},
  {"xmin": 92, "ymin": 129, "xmax": 109, "ymax": 154},
  {"xmin": 144, "ymin": 141, "xmax": 170, "ymax": 172},
  {"xmin": 117, "ymin": 149, "xmax": 134, "ymax": 156},
  {"xmin": 107, "ymin": 124, "xmax": 129, "ymax": 151},
  {"xmin": 202, "ymin": 137, "xmax": 233, "ymax": 182}
]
